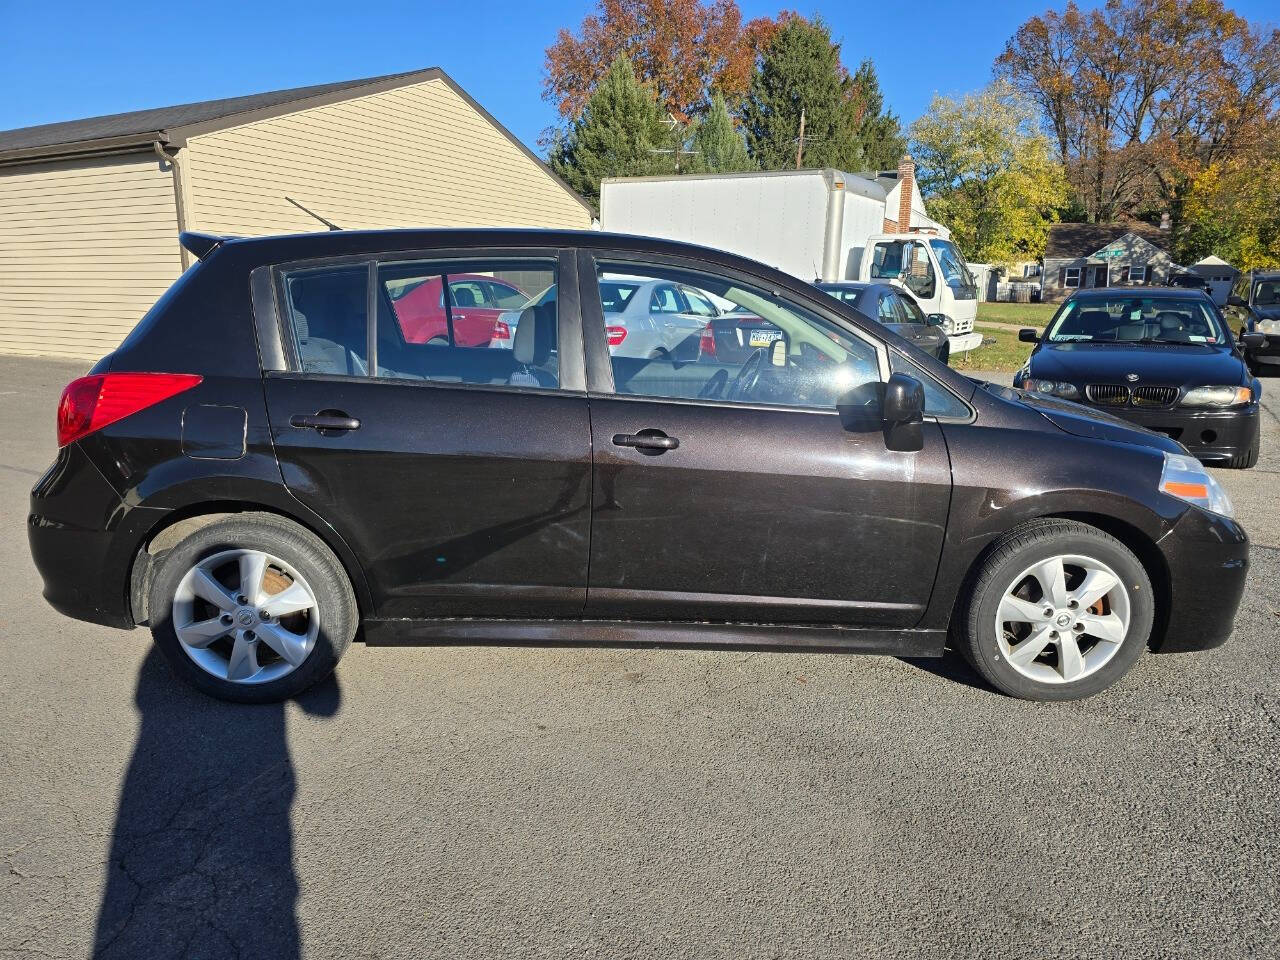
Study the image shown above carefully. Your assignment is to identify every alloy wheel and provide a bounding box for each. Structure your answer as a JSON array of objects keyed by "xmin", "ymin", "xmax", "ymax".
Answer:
[
  {"xmin": 171, "ymin": 549, "xmax": 320, "ymax": 685},
  {"xmin": 994, "ymin": 553, "xmax": 1130, "ymax": 685}
]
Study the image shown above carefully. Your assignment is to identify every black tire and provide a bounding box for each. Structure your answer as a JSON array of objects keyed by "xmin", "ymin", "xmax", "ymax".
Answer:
[
  {"xmin": 954, "ymin": 519, "xmax": 1154, "ymax": 701},
  {"xmin": 1227, "ymin": 430, "xmax": 1260, "ymax": 469},
  {"xmin": 148, "ymin": 513, "xmax": 357, "ymax": 703},
  {"xmin": 938, "ymin": 344, "xmax": 950, "ymax": 366}
]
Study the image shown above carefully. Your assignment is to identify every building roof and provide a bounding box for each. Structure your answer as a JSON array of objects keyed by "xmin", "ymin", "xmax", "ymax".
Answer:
[
  {"xmin": 0, "ymin": 67, "xmax": 592, "ymax": 214},
  {"xmin": 1192, "ymin": 255, "xmax": 1236, "ymax": 268},
  {"xmin": 0, "ymin": 69, "xmax": 435, "ymax": 156},
  {"xmin": 1044, "ymin": 222, "xmax": 1170, "ymax": 260}
]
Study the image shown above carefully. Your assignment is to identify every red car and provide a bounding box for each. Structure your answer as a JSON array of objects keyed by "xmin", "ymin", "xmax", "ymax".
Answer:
[{"xmin": 389, "ymin": 274, "xmax": 528, "ymax": 346}]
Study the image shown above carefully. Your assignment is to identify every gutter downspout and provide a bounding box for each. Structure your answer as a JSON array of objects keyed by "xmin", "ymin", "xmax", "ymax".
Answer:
[
  {"xmin": 821, "ymin": 170, "xmax": 847, "ymax": 282},
  {"xmin": 154, "ymin": 140, "xmax": 193, "ymax": 270}
]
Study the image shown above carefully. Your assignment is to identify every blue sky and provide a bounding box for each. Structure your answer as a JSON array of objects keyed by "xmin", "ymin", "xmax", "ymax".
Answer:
[{"xmin": 2, "ymin": 0, "xmax": 1276, "ymax": 155}]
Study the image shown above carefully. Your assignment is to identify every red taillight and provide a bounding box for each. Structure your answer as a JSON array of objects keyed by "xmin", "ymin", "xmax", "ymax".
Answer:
[
  {"xmin": 698, "ymin": 326, "xmax": 716, "ymax": 358},
  {"xmin": 492, "ymin": 321, "xmax": 511, "ymax": 341},
  {"xmin": 606, "ymin": 325, "xmax": 628, "ymax": 347},
  {"xmin": 56, "ymin": 373, "xmax": 202, "ymax": 447}
]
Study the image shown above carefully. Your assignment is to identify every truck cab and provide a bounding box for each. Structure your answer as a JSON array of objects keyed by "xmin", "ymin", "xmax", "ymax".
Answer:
[{"xmin": 855, "ymin": 234, "xmax": 983, "ymax": 354}]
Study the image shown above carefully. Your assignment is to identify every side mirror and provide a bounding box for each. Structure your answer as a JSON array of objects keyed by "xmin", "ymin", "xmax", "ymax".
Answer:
[
  {"xmin": 1228, "ymin": 294, "xmax": 1247, "ymax": 308},
  {"xmin": 1241, "ymin": 332, "xmax": 1266, "ymax": 349},
  {"xmin": 883, "ymin": 372, "xmax": 925, "ymax": 452},
  {"xmin": 926, "ymin": 313, "xmax": 947, "ymax": 327},
  {"xmin": 1018, "ymin": 328, "xmax": 1040, "ymax": 343}
]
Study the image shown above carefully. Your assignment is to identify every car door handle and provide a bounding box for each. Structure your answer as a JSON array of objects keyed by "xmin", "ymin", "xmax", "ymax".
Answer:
[
  {"xmin": 290, "ymin": 413, "xmax": 361, "ymax": 432},
  {"xmin": 613, "ymin": 431, "xmax": 678, "ymax": 451}
]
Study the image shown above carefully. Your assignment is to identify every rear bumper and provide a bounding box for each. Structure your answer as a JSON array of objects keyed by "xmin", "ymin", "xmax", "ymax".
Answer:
[
  {"xmin": 1097, "ymin": 403, "xmax": 1258, "ymax": 464},
  {"xmin": 28, "ymin": 444, "xmax": 163, "ymax": 629},
  {"xmin": 1155, "ymin": 506, "xmax": 1249, "ymax": 652}
]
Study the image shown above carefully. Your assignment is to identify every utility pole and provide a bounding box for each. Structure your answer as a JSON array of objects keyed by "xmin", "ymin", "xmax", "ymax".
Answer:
[{"xmin": 795, "ymin": 108, "xmax": 806, "ymax": 169}]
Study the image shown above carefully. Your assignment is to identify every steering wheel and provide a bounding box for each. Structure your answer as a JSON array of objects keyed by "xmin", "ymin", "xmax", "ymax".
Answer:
[
  {"xmin": 698, "ymin": 367, "xmax": 729, "ymax": 399},
  {"xmin": 728, "ymin": 348, "xmax": 766, "ymax": 401}
]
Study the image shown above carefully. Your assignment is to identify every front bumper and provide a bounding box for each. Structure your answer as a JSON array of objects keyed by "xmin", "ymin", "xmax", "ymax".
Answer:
[
  {"xmin": 1087, "ymin": 403, "xmax": 1259, "ymax": 464},
  {"xmin": 1155, "ymin": 506, "xmax": 1248, "ymax": 652},
  {"xmin": 948, "ymin": 331, "xmax": 984, "ymax": 355}
]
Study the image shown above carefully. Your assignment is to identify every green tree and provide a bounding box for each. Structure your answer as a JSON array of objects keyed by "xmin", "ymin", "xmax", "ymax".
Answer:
[
  {"xmin": 909, "ymin": 83, "xmax": 1068, "ymax": 264},
  {"xmin": 1179, "ymin": 123, "xmax": 1280, "ymax": 270},
  {"xmin": 688, "ymin": 93, "xmax": 755, "ymax": 173},
  {"xmin": 848, "ymin": 60, "xmax": 906, "ymax": 171},
  {"xmin": 548, "ymin": 56, "xmax": 674, "ymax": 206},
  {"xmin": 740, "ymin": 17, "xmax": 864, "ymax": 170}
]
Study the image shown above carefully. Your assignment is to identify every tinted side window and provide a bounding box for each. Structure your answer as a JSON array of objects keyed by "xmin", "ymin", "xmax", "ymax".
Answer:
[
  {"xmin": 378, "ymin": 260, "xmax": 559, "ymax": 387},
  {"xmin": 278, "ymin": 260, "xmax": 560, "ymax": 390},
  {"xmin": 595, "ymin": 260, "xmax": 881, "ymax": 411},
  {"xmin": 281, "ymin": 266, "xmax": 370, "ymax": 376},
  {"xmin": 877, "ymin": 292, "xmax": 901, "ymax": 323}
]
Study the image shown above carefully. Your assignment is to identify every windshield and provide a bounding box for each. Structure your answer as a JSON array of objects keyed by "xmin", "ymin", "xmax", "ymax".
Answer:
[
  {"xmin": 1254, "ymin": 280, "xmax": 1280, "ymax": 306},
  {"xmin": 1045, "ymin": 296, "xmax": 1227, "ymax": 344},
  {"xmin": 928, "ymin": 240, "xmax": 975, "ymax": 294}
]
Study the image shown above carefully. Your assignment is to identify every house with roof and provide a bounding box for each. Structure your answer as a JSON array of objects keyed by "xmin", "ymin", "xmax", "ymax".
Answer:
[
  {"xmin": 856, "ymin": 159, "xmax": 951, "ymax": 238},
  {"xmin": 0, "ymin": 68, "xmax": 592, "ymax": 360},
  {"xmin": 1041, "ymin": 222, "xmax": 1175, "ymax": 302}
]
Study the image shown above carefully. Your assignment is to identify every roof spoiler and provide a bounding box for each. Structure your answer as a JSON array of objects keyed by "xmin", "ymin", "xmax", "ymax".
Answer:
[{"xmin": 179, "ymin": 231, "xmax": 238, "ymax": 260}]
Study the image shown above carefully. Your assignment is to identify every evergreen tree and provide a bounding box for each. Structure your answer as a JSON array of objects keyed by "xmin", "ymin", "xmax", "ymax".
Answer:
[
  {"xmin": 740, "ymin": 17, "xmax": 863, "ymax": 171},
  {"xmin": 549, "ymin": 56, "xmax": 673, "ymax": 206},
  {"xmin": 688, "ymin": 93, "xmax": 755, "ymax": 173},
  {"xmin": 848, "ymin": 60, "xmax": 906, "ymax": 171}
]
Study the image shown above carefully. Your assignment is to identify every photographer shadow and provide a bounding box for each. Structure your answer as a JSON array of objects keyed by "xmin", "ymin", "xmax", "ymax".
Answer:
[{"xmin": 92, "ymin": 647, "xmax": 341, "ymax": 959}]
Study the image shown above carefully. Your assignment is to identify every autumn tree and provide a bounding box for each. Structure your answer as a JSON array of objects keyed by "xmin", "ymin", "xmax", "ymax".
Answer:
[
  {"xmin": 687, "ymin": 93, "xmax": 755, "ymax": 173},
  {"xmin": 996, "ymin": 0, "xmax": 1280, "ymax": 224},
  {"xmin": 1179, "ymin": 121, "xmax": 1280, "ymax": 270},
  {"xmin": 909, "ymin": 83, "xmax": 1068, "ymax": 264},
  {"xmin": 740, "ymin": 17, "xmax": 892, "ymax": 171},
  {"xmin": 548, "ymin": 56, "xmax": 673, "ymax": 206},
  {"xmin": 543, "ymin": 0, "xmax": 782, "ymax": 123}
]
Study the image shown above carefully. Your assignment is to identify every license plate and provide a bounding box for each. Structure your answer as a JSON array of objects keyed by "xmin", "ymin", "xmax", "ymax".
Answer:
[{"xmin": 749, "ymin": 330, "xmax": 782, "ymax": 347}]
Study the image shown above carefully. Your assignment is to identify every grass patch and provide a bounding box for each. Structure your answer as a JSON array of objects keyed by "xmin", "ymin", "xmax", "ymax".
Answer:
[
  {"xmin": 952, "ymin": 323, "xmax": 1035, "ymax": 374},
  {"xmin": 976, "ymin": 302, "xmax": 1057, "ymax": 327}
]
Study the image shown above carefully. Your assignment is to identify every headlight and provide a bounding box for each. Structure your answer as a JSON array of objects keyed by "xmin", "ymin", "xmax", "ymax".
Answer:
[
  {"xmin": 1255, "ymin": 318, "xmax": 1280, "ymax": 334},
  {"xmin": 1027, "ymin": 379, "xmax": 1080, "ymax": 400},
  {"xmin": 1180, "ymin": 385, "xmax": 1252, "ymax": 407},
  {"xmin": 1159, "ymin": 452, "xmax": 1233, "ymax": 517}
]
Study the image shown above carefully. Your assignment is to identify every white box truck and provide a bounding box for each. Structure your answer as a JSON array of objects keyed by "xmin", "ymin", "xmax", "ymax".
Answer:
[{"xmin": 599, "ymin": 169, "xmax": 983, "ymax": 353}]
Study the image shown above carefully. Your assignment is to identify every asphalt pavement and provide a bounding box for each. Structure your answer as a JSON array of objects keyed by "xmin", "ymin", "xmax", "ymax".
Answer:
[{"xmin": 1, "ymin": 355, "xmax": 1277, "ymax": 959}]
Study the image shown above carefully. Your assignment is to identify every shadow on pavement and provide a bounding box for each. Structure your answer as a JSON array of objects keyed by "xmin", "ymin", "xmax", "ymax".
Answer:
[
  {"xmin": 92, "ymin": 647, "xmax": 341, "ymax": 959},
  {"xmin": 898, "ymin": 647, "xmax": 991, "ymax": 693}
]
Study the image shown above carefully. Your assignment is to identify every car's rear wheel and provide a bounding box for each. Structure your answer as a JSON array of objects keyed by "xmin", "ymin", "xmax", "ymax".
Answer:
[
  {"xmin": 148, "ymin": 514, "xmax": 357, "ymax": 703},
  {"xmin": 956, "ymin": 519, "xmax": 1154, "ymax": 700}
]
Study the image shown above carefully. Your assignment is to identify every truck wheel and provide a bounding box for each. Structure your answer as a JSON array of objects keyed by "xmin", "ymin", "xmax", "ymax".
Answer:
[
  {"xmin": 955, "ymin": 519, "xmax": 1153, "ymax": 701},
  {"xmin": 148, "ymin": 513, "xmax": 357, "ymax": 703}
]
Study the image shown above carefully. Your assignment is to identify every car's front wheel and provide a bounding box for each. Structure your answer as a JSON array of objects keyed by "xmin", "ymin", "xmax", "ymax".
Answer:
[
  {"xmin": 955, "ymin": 519, "xmax": 1154, "ymax": 700},
  {"xmin": 148, "ymin": 513, "xmax": 357, "ymax": 703}
]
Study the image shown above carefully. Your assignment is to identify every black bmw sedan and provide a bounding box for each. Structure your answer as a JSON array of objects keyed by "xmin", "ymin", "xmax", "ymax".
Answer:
[{"xmin": 1016, "ymin": 288, "xmax": 1264, "ymax": 468}]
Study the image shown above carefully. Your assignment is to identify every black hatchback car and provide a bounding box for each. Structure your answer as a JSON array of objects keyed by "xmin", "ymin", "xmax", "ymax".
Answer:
[
  {"xmin": 1016, "ymin": 288, "xmax": 1264, "ymax": 468},
  {"xmin": 30, "ymin": 230, "xmax": 1247, "ymax": 704}
]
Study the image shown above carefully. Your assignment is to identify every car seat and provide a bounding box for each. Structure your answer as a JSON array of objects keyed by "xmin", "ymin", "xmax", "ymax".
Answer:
[
  {"xmin": 451, "ymin": 286, "xmax": 478, "ymax": 308},
  {"xmin": 291, "ymin": 275, "xmax": 369, "ymax": 375},
  {"xmin": 508, "ymin": 302, "xmax": 557, "ymax": 387}
]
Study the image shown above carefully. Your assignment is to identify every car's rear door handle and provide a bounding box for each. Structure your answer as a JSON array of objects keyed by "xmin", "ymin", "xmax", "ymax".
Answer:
[
  {"xmin": 613, "ymin": 431, "xmax": 678, "ymax": 451},
  {"xmin": 290, "ymin": 413, "xmax": 361, "ymax": 432}
]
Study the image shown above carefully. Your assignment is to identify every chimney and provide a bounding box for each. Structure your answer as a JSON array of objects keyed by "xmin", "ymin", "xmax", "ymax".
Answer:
[{"xmin": 897, "ymin": 155, "xmax": 914, "ymax": 234}]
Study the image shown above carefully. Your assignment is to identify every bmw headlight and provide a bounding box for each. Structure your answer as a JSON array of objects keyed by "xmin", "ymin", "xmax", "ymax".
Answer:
[
  {"xmin": 1027, "ymin": 379, "xmax": 1080, "ymax": 400},
  {"xmin": 1159, "ymin": 452, "xmax": 1233, "ymax": 517},
  {"xmin": 1180, "ymin": 385, "xmax": 1252, "ymax": 407}
]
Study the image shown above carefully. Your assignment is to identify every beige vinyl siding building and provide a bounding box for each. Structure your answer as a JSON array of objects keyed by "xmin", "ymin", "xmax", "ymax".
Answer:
[{"xmin": 0, "ymin": 69, "xmax": 592, "ymax": 360}]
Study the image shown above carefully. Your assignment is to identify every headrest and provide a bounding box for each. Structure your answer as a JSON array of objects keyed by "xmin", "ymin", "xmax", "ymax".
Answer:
[
  {"xmin": 513, "ymin": 303, "xmax": 555, "ymax": 366},
  {"xmin": 1156, "ymin": 311, "xmax": 1187, "ymax": 331},
  {"xmin": 451, "ymin": 286, "xmax": 477, "ymax": 308}
]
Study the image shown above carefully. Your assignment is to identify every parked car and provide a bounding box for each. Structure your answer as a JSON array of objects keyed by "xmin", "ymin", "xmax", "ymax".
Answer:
[
  {"xmin": 817, "ymin": 281, "xmax": 951, "ymax": 363},
  {"xmin": 1015, "ymin": 287, "xmax": 1264, "ymax": 468},
  {"xmin": 30, "ymin": 229, "xmax": 1247, "ymax": 705},
  {"xmin": 599, "ymin": 277, "xmax": 714, "ymax": 360},
  {"xmin": 695, "ymin": 305, "xmax": 786, "ymax": 364},
  {"xmin": 1167, "ymin": 273, "xmax": 1213, "ymax": 294},
  {"xmin": 389, "ymin": 273, "xmax": 527, "ymax": 346},
  {"xmin": 1227, "ymin": 270, "xmax": 1280, "ymax": 374}
]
